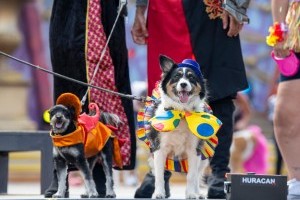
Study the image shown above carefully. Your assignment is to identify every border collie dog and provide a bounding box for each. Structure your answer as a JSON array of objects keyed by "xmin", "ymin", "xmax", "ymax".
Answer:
[{"xmin": 151, "ymin": 55, "xmax": 209, "ymax": 199}]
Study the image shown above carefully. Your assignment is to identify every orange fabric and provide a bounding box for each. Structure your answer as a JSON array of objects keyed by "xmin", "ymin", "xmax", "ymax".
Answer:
[
  {"xmin": 51, "ymin": 125, "xmax": 84, "ymax": 147},
  {"xmin": 112, "ymin": 136, "xmax": 123, "ymax": 169},
  {"xmin": 50, "ymin": 123, "xmax": 123, "ymax": 167},
  {"xmin": 84, "ymin": 122, "xmax": 111, "ymax": 158}
]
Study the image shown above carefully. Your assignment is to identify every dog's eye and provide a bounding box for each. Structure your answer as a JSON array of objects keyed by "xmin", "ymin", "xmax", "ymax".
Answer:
[
  {"xmin": 187, "ymin": 74, "xmax": 195, "ymax": 80},
  {"xmin": 174, "ymin": 74, "xmax": 181, "ymax": 79}
]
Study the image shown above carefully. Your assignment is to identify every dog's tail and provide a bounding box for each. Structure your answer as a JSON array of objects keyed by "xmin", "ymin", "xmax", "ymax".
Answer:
[{"xmin": 100, "ymin": 112, "xmax": 123, "ymax": 128}]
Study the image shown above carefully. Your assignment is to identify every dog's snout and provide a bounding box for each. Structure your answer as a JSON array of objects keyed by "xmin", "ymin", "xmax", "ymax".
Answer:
[
  {"xmin": 180, "ymin": 82, "xmax": 187, "ymax": 88},
  {"xmin": 55, "ymin": 113, "xmax": 63, "ymax": 120}
]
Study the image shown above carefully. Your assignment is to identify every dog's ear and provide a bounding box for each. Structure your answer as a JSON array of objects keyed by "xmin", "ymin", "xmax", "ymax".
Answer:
[
  {"xmin": 199, "ymin": 79, "xmax": 207, "ymax": 100},
  {"xmin": 199, "ymin": 89, "xmax": 206, "ymax": 99},
  {"xmin": 159, "ymin": 55, "xmax": 176, "ymax": 74}
]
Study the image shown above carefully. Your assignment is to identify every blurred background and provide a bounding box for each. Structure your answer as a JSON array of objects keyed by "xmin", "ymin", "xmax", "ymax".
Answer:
[{"xmin": 0, "ymin": 0, "xmax": 284, "ymax": 191}]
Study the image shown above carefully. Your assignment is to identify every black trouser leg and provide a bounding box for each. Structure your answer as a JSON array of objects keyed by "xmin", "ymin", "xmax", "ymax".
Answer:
[
  {"xmin": 207, "ymin": 98, "xmax": 235, "ymax": 199},
  {"xmin": 93, "ymin": 162, "xmax": 107, "ymax": 197}
]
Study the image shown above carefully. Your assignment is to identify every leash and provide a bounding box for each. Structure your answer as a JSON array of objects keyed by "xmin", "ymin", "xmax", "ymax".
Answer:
[
  {"xmin": 0, "ymin": 0, "xmax": 153, "ymax": 103},
  {"xmin": 0, "ymin": 51, "xmax": 147, "ymax": 102}
]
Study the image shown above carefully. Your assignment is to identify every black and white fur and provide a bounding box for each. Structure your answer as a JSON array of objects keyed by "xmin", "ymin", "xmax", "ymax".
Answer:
[
  {"xmin": 49, "ymin": 104, "xmax": 121, "ymax": 198},
  {"xmin": 152, "ymin": 55, "xmax": 208, "ymax": 199}
]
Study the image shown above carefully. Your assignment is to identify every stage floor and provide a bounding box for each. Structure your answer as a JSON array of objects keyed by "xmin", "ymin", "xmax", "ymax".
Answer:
[{"xmin": 0, "ymin": 182, "xmax": 223, "ymax": 199}]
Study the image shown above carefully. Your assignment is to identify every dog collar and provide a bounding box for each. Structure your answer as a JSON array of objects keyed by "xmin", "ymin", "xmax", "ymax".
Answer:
[
  {"xmin": 137, "ymin": 103, "xmax": 219, "ymax": 172},
  {"xmin": 149, "ymin": 110, "xmax": 222, "ymax": 140},
  {"xmin": 136, "ymin": 84, "xmax": 219, "ymax": 157},
  {"xmin": 136, "ymin": 84, "xmax": 220, "ymax": 173}
]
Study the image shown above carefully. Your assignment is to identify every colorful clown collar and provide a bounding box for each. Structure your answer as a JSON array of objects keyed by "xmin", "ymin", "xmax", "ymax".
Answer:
[
  {"xmin": 149, "ymin": 110, "xmax": 222, "ymax": 140},
  {"xmin": 135, "ymin": 83, "xmax": 221, "ymax": 172}
]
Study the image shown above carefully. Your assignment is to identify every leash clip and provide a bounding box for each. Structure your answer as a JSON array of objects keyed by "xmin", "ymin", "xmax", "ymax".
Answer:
[
  {"xmin": 118, "ymin": 0, "xmax": 127, "ymax": 16},
  {"xmin": 120, "ymin": 0, "xmax": 127, "ymax": 5}
]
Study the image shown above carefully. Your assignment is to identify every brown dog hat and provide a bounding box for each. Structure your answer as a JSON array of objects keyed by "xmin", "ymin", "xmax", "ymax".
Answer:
[{"xmin": 56, "ymin": 93, "xmax": 82, "ymax": 120}]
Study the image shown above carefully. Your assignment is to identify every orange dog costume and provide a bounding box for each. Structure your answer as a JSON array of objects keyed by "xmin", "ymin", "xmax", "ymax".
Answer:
[{"xmin": 50, "ymin": 93, "xmax": 123, "ymax": 168}]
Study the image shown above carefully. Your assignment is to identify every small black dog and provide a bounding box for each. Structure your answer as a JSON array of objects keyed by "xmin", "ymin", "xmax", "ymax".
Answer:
[{"xmin": 49, "ymin": 103, "xmax": 121, "ymax": 198}]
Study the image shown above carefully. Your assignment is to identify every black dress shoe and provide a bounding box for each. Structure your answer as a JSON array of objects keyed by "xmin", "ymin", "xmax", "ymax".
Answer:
[
  {"xmin": 93, "ymin": 163, "xmax": 107, "ymax": 197},
  {"xmin": 134, "ymin": 171, "xmax": 155, "ymax": 198},
  {"xmin": 207, "ymin": 175, "xmax": 226, "ymax": 199}
]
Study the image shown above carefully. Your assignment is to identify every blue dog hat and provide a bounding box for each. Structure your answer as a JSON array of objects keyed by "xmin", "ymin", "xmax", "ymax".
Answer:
[{"xmin": 178, "ymin": 59, "xmax": 203, "ymax": 78}]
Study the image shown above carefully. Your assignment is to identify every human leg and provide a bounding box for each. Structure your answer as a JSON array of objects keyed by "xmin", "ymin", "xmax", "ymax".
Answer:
[
  {"xmin": 93, "ymin": 162, "xmax": 107, "ymax": 197},
  {"xmin": 274, "ymin": 79, "xmax": 300, "ymax": 196},
  {"xmin": 207, "ymin": 97, "xmax": 235, "ymax": 199}
]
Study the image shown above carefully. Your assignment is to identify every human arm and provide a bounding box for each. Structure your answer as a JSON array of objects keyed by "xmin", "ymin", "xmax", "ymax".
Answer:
[
  {"xmin": 271, "ymin": 0, "xmax": 290, "ymax": 58},
  {"xmin": 222, "ymin": 0, "xmax": 250, "ymax": 24},
  {"xmin": 221, "ymin": 10, "xmax": 244, "ymax": 37},
  {"xmin": 131, "ymin": 0, "xmax": 148, "ymax": 45}
]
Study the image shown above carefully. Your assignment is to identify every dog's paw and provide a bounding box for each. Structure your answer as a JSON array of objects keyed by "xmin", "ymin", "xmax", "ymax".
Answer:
[
  {"xmin": 52, "ymin": 193, "xmax": 64, "ymax": 198},
  {"xmin": 185, "ymin": 193, "xmax": 201, "ymax": 199},
  {"xmin": 89, "ymin": 191, "xmax": 99, "ymax": 198},
  {"xmin": 153, "ymin": 193, "xmax": 165, "ymax": 199},
  {"xmin": 105, "ymin": 194, "xmax": 116, "ymax": 198},
  {"xmin": 89, "ymin": 194, "xmax": 100, "ymax": 198},
  {"xmin": 105, "ymin": 192, "xmax": 117, "ymax": 199},
  {"xmin": 80, "ymin": 193, "xmax": 100, "ymax": 198},
  {"xmin": 80, "ymin": 193, "xmax": 88, "ymax": 198}
]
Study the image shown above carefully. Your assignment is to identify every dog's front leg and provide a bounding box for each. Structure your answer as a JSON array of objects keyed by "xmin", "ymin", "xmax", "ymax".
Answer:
[
  {"xmin": 77, "ymin": 158, "xmax": 99, "ymax": 198},
  {"xmin": 153, "ymin": 149, "xmax": 167, "ymax": 199},
  {"xmin": 186, "ymin": 151, "xmax": 200, "ymax": 199},
  {"xmin": 52, "ymin": 158, "xmax": 68, "ymax": 198}
]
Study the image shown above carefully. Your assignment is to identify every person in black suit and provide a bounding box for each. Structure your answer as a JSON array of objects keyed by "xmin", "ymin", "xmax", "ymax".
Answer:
[{"xmin": 44, "ymin": 0, "xmax": 136, "ymax": 197}]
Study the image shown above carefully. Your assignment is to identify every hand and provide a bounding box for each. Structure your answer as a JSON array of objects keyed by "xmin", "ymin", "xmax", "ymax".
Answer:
[
  {"xmin": 221, "ymin": 10, "xmax": 243, "ymax": 37},
  {"xmin": 273, "ymin": 41, "xmax": 290, "ymax": 58},
  {"xmin": 131, "ymin": 6, "xmax": 148, "ymax": 45}
]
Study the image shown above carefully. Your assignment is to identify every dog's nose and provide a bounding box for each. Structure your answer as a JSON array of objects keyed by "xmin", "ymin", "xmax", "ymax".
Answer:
[
  {"xmin": 180, "ymin": 82, "xmax": 187, "ymax": 88},
  {"xmin": 56, "ymin": 115, "xmax": 62, "ymax": 120}
]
